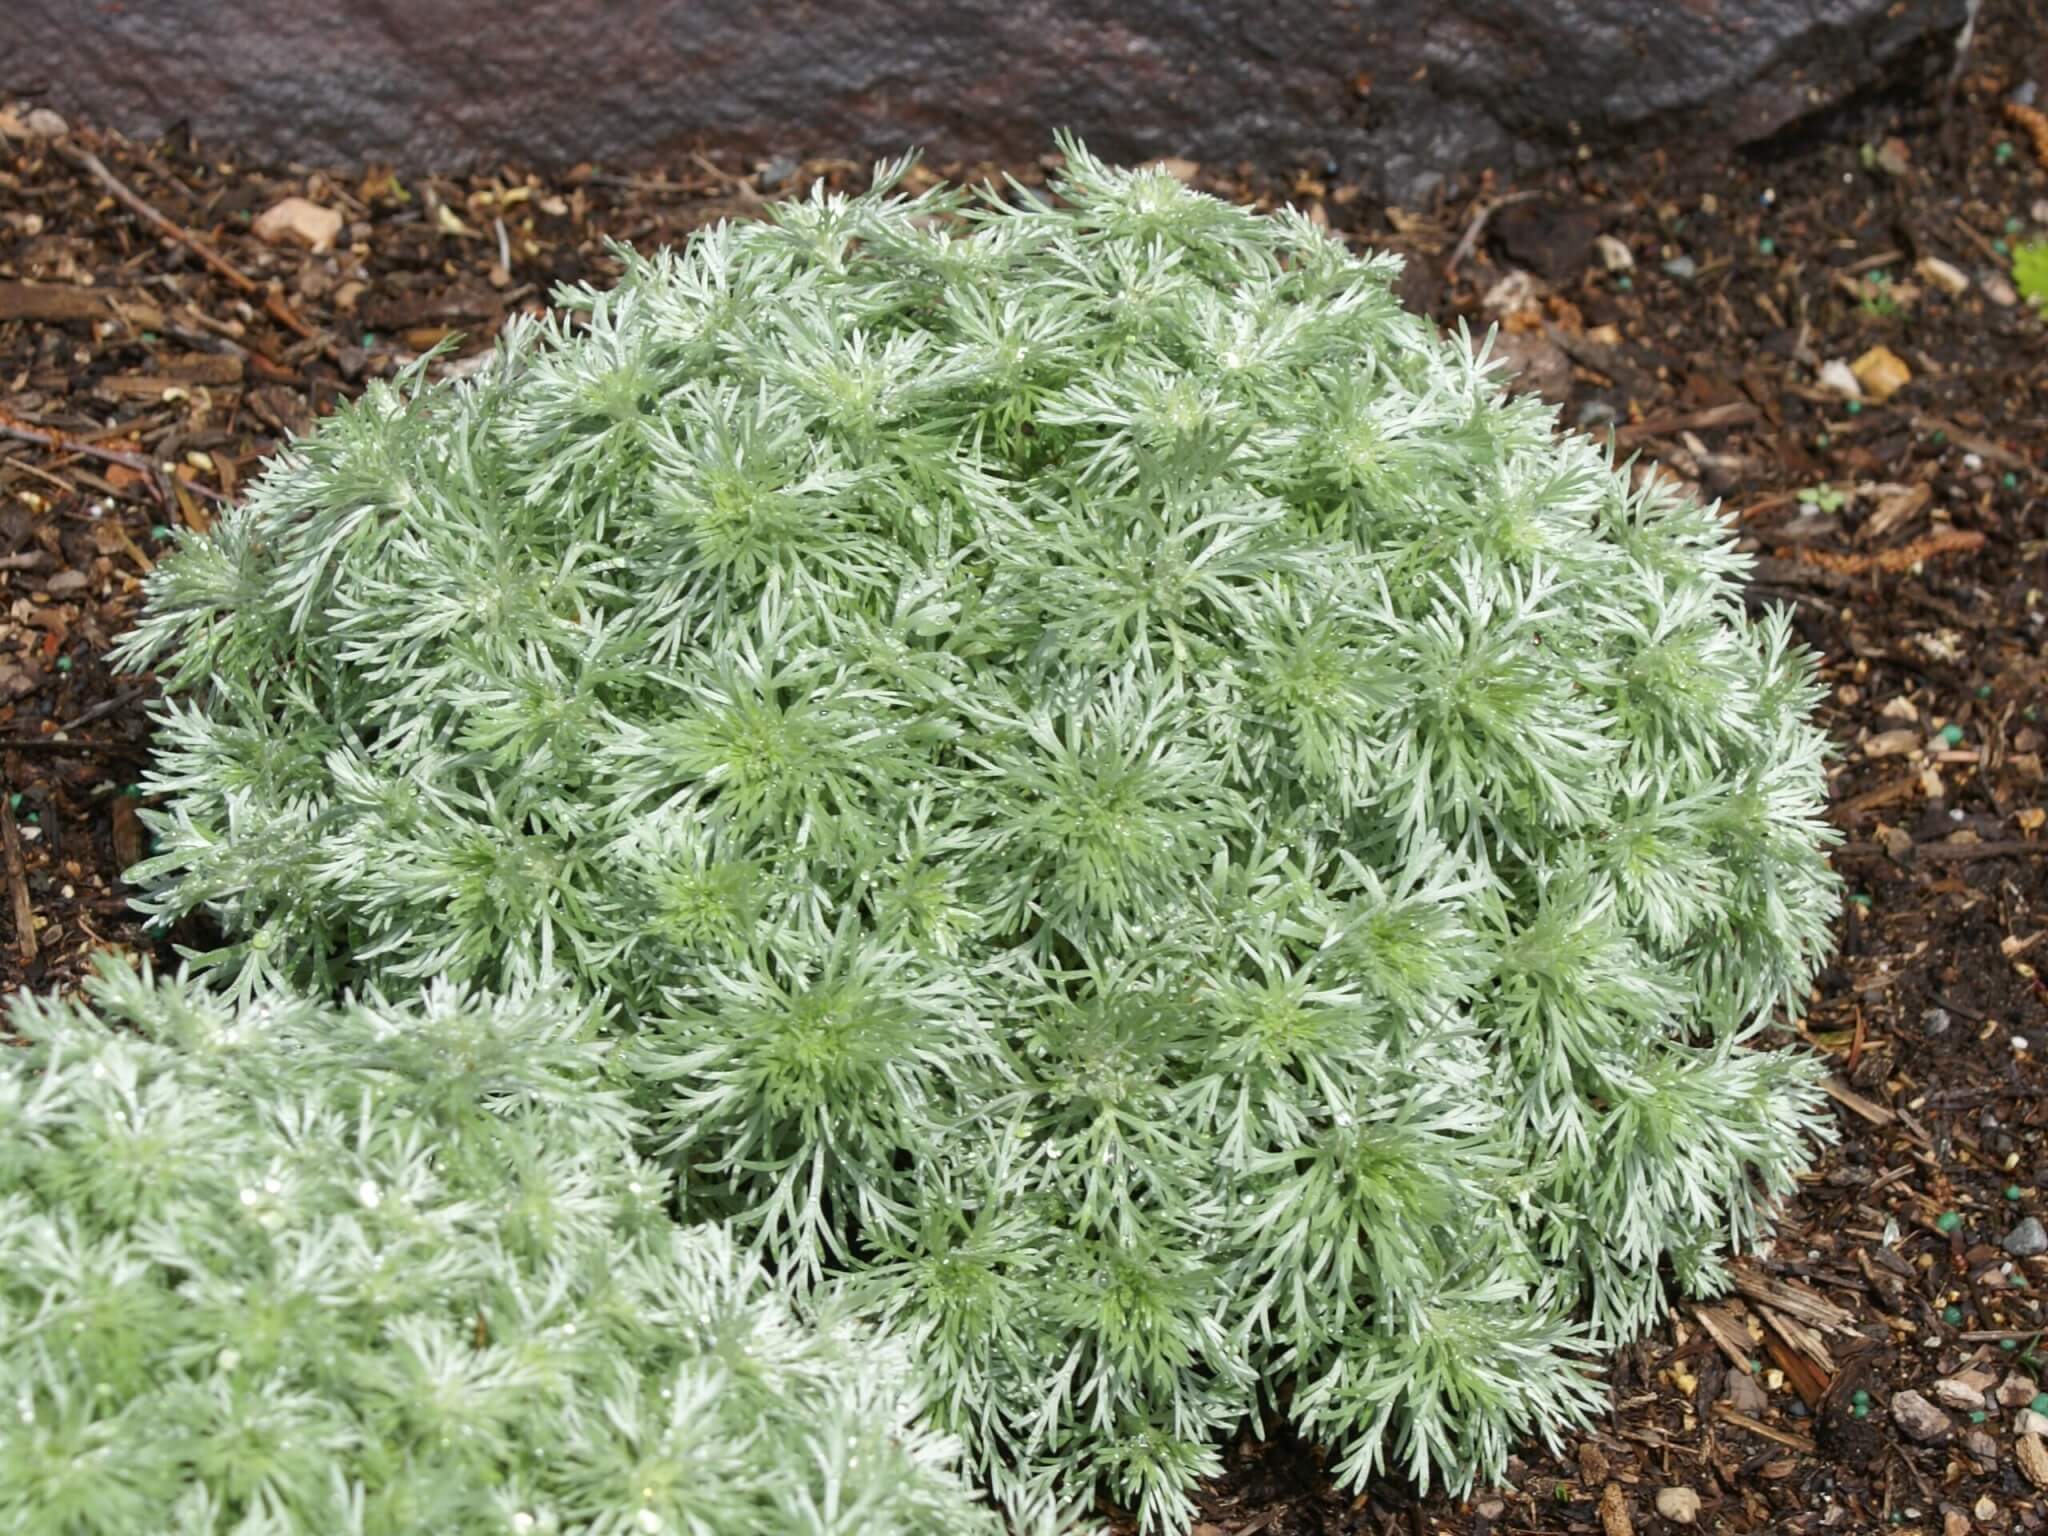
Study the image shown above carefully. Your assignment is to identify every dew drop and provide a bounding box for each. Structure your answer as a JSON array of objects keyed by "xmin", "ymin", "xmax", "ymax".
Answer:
[
  {"xmin": 238, "ymin": 1188, "xmax": 259, "ymax": 1208},
  {"xmin": 357, "ymin": 1180, "xmax": 382, "ymax": 1209}
]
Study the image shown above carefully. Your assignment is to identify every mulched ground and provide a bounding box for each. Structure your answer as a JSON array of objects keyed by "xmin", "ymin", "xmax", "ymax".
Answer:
[{"xmin": 5, "ymin": 1, "xmax": 2048, "ymax": 1529}]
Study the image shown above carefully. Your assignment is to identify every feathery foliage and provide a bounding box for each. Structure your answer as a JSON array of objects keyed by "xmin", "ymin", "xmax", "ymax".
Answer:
[
  {"xmin": 0, "ymin": 962, "xmax": 1000, "ymax": 1536},
  {"xmin": 119, "ymin": 138, "xmax": 1839, "ymax": 1530}
]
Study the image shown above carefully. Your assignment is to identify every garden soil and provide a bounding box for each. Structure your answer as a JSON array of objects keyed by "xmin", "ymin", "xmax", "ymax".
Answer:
[{"xmin": 4, "ymin": 3, "xmax": 2048, "ymax": 1529}]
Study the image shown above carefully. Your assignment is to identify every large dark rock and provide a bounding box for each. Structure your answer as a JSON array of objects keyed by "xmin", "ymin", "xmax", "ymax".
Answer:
[{"xmin": 12, "ymin": 0, "xmax": 1970, "ymax": 197}]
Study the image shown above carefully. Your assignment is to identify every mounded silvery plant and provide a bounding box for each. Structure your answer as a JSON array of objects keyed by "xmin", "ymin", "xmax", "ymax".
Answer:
[
  {"xmin": 0, "ymin": 963, "xmax": 1000, "ymax": 1536},
  {"xmin": 119, "ymin": 139, "xmax": 1840, "ymax": 1531}
]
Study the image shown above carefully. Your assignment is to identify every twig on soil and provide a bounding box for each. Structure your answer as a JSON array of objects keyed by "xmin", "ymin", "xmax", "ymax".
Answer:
[
  {"xmin": 1775, "ymin": 529, "xmax": 1986, "ymax": 579},
  {"xmin": 1613, "ymin": 402, "xmax": 1759, "ymax": 447},
  {"xmin": 1960, "ymin": 1328, "xmax": 2045, "ymax": 1342},
  {"xmin": 51, "ymin": 141, "xmax": 261, "ymax": 294},
  {"xmin": 56, "ymin": 685, "xmax": 151, "ymax": 737},
  {"xmin": 1444, "ymin": 189, "xmax": 1538, "ymax": 280},
  {"xmin": 1712, "ymin": 1403, "xmax": 1815, "ymax": 1454},
  {"xmin": 583, "ymin": 172, "xmax": 725, "ymax": 195},
  {"xmin": 0, "ymin": 736, "xmax": 129, "ymax": 756},
  {"xmin": 1908, "ymin": 414, "xmax": 2026, "ymax": 472},
  {"xmin": 1837, "ymin": 838, "xmax": 2047, "ymax": 863},
  {"xmin": 0, "ymin": 416, "xmax": 225, "ymax": 505},
  {"xmin": 0, "ymin": 416, "xmax": 158, "ymax": 476},
  {"xmin": 1, "ymin": 756, "xmax": 37, "ymax": 965},
  {"xmin": 1822, "ymin": 1075, "xmax": 1897, "ymax": 1127},
  {"xmin": 51, "ymin": 141, "xmax": 325, "ymax": 350}
]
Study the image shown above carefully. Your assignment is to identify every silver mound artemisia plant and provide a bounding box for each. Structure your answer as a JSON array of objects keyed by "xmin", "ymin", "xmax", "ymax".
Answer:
[{"xmin": 117, "ymin": 138, "xmax": 1840, "ymax": 1532}]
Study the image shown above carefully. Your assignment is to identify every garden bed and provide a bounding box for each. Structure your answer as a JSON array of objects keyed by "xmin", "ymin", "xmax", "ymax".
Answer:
[{"xmin": 2, "ymin": 6, "xmax": 2046, "ymax": 1529}]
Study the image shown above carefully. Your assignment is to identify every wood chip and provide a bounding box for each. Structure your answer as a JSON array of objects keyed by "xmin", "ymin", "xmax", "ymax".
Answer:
[
  {"xmin": 1729, "ymin": 1264, "xmax": 1856, "ymax": 1333},
  {"xmin": 2021, "ymin": 1432, "xmax": 2048, "ymax": 1491},
  {"xmin": 1691, "ymin": 1303, "xmax": 1758, "ymax": 1373},
  {"xmin": 1599, "ymin": 1480, "xmax": 1634, "ymax": 1536},
  {"xmin": 0, "ymin": 280, "xmax": 111, "ymax": 322}
]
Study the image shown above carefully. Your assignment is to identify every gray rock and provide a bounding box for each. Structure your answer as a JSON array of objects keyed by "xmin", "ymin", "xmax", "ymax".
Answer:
[
  {"xmin": 10, "ymin": 0, "xmax": 1973, "ymax": 202},
  {"xmin": 1891, "ymin": 1389, "xmax": 1953, "ymax": 1445},
  {"xmin": 2005, "ymin": 1217, "xmax": 2048, "ymax": 1258},
  {"xmin": 1662, "ymin": 254, "xmax": 1699, "ymax": 281}
]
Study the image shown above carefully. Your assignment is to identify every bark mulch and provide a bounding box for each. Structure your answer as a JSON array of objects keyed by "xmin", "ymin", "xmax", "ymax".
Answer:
[{"xmin": 4, "ymin": 4, "xmax": 2048, "ymax": 1530}]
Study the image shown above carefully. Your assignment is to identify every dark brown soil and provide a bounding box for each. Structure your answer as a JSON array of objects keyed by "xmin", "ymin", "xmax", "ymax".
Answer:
[{"xmin": 4, "ymin": 5, "xmax": 2048, "ymax": 1530}]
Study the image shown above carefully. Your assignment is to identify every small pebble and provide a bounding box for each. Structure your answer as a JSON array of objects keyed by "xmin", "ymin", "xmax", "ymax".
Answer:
[
  {"xmin": 2006, "ymin": 1217, "xmax": 2048, "ymax": 1258},
  {"xmin": 1656, "ymin": 1487, "xmax": 1701, "ymax": 1526},
  {"xmin": 1938, "ymin": 1210, "xmax": 1964, "ymax": 1234},
  {"xmin": 1892, "ymin": 1389, "xmax": 1954, "ymax": 1444}
]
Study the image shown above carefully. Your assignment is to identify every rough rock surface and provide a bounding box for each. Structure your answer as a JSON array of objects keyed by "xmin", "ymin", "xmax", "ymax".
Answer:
[{"xmin": 12, "ymin": 0, "xmax": 1971, "ymax": 198}]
